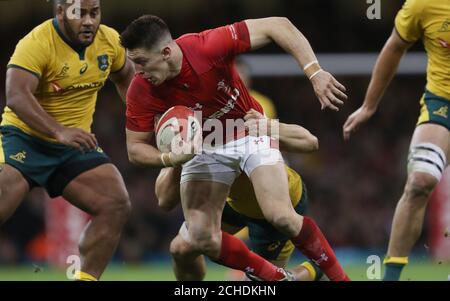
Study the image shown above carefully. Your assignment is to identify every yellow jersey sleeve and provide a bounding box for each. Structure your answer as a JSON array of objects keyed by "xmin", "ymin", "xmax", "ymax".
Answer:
[
  {"xmin": 8, "ymin": 31, "xmax": 48, "ymax": 78},
  {"xmin": 395, "ymin": 0, "xmax": 425, "ymax": 43},
  {"xmin": 103, "ymin": 26, "xmax": 126, "ymax": 73}
]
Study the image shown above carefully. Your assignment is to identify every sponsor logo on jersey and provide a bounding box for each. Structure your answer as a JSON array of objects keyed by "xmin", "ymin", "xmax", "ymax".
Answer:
[
  {"xmin": 433, "ymin": 105, "xmax": 448, "ymax": 118},
  {"xmin": 438, "ymin": 19, "xmax": 450, "ymax": 32},
  {"xmin": 209, "ymin": 80, "xmax": 240, "ymax": 119},
  {"xmin": 55, "ymin": 63, "xmax": 70, "ymax": 79},
  {"xmin": 438, "ymin": 38, "xmax": 450, "ymax": 49},
  {"xmin": 51, "ymin": 82, "xmax": 63, "ymax": 93},
  {"xmin": 9, "ymin": 151, "xmax": 27, "ymax": 164},
  {"xmin": 80, "ymin": 63, "xmax": 88, "ymax": 74}
]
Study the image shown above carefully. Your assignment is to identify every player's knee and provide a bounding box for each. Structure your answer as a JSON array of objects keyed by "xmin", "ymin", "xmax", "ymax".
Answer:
[
  {"xmin": 265, "ymin": 211, "xmax": 299, "ymax": 237},
  {"xmin": 406, "ymin": 143, "xmax": 445, "ymax": 200},
  {"xmin": 189, "ymin": 229, "xmax": 221, "ymax": 256},
  {"xmin": 170, "ymin": 237, "xmax": 193, "ymax": 260},
  {"xmin": 100, "ymin": 190, "xmax": 132, "ymax": 222},
  {"xmin": 404, "ymin": 172, "xmax": 438, "ymax": 201}
]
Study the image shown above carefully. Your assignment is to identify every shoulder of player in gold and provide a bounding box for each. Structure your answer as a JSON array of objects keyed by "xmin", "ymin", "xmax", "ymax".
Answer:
[
  {"xmin": 2, "ymin": 19, "xmax": 125, "ymax": 142},
  {"xmin": 396, "ymin": 0, "xmax": 450, "ymax": 100}
]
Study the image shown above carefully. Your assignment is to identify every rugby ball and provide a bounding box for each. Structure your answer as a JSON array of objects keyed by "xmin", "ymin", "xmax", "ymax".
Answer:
[{"xmin": 155, "ymin": 106, "xmax": 201, "ymax": 153}]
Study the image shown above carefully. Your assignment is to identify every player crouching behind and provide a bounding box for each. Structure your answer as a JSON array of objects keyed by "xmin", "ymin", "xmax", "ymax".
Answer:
[{"xmin": 156, "ymin": 109, "xmax": 347, "ymax": 281}]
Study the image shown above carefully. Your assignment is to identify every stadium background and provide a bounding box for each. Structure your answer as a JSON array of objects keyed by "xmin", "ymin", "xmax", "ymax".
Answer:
[{"xmin": 0, "ymin": 0, "xmax": 449, "ymax": 280}]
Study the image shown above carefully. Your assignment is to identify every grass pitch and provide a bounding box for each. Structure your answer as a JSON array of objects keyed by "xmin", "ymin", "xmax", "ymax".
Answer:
[{"xmin": 0, "ymin": 261, "xmax": 448, "ymax": 281}]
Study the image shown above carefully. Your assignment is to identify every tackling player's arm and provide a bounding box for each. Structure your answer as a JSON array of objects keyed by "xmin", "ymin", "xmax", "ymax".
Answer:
[
  {"xmin": 244, "ymin": 17, "xmax": 347, "ymax": 111},
  {"xmin": 109, "ymin": 58, "xmax": 135, "ymax": 103},
  {"xmin": 342, "ymin": 29, "xmax": 413, "ymax": 140},
  {"xmin": 6, "ymin": 68, "xmax": 97, "ymax": 151},
  {"xmin": 277, "ymin": 122, "xmax": 319, "ymax": 153},
  {"xmin": 244, "ymin": 109, "xmax": 318, "ymax": 153}
]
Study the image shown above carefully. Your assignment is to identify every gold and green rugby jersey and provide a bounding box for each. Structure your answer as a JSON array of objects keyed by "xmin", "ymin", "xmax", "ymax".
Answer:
[
  {"xmin": 395, "ymin": 0, "xmax": 450, "ymax": 100},
  {"xmin": 2, "ymin": 18, "xmax": 126, "ymax": 141},
  {"xmin": 227, "ymin": 166, "xmax": 302, "ymax": 220}
]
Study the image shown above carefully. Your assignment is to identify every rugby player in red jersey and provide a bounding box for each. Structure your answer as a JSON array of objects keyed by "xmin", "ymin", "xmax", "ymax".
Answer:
[{"xmin": 121, "ymin": 15, "xmax": 349, "ymax": 281}]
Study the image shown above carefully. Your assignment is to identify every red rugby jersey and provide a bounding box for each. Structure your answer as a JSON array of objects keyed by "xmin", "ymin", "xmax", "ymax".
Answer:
[{"xmin": 126, "ymin": 21, "xmax": 264, "ymax": 140}]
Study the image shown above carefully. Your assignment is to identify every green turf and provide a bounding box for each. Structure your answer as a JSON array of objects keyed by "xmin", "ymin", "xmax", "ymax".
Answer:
[{"xmin": 0, "ymin": 261, "xmax": 448, "ymax": 281}]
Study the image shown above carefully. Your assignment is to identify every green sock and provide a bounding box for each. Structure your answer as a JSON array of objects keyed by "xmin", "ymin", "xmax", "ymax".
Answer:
[{"xmin": 383, "ymin": 263, "xmax": 406, "ymax": 281}]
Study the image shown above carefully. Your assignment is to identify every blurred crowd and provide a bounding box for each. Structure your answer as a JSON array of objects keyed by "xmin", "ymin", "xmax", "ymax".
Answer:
[{"xmin": 0, "ymin": 0, "xmax": 431, "ymax": 264}]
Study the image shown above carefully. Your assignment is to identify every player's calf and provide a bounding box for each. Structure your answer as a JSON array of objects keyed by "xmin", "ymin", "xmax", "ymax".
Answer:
[{"xmin": 64, "ymin": 165, "xmax": 132, "ymax": 279}]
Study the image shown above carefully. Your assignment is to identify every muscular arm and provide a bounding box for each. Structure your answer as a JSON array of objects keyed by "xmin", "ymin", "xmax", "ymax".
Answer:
[
  {"xmin": 244, "ymin": 109, "xmax": 318, "ymax": 153},
  {"xmin": 361, "ymin": 29, "xmax": 412, "ymax": 113},
  {"xmin": 6, "ymin": 68, "xmax": 64, "ymax": 138},
  {"xmin": 245, "ymin": 17, "xmax": 317, "ymax": 69},
  {"xmin": 343, "ymin": 29, "xmax": 413, "ymax": 140},
  {"xmin": 6, "ymin": 68, "xmax": 96, "ymax": 150},
  {"xmin": 244, "ymin": 17, "xmax": 347, "ymax": 111},
  {"xmin": 109, "ymin": 58, "xmax": 135, "ymax": 103},
  {"xmin": 126, "ymin": 129, "xmax": 165, "ymax": 166},
  {"xmin": 126, "ymin": 129, "xmax": 196, "ymax": 167},
  {"xmin": 278, "ymin": 122, "xmax": 318, "ymax": 153}
]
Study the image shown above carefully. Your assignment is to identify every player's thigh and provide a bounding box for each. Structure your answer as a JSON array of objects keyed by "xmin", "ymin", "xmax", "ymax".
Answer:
[
  {"xmin": 0, "ymin": 164, "xmax": 29, "ymax": 223},
  {"xmin": 249, "ymin": 162, "xmax": 293, "ymax": 215},
  {"xmin": 62, "ymin": 163, "xmax": 130, "ymax": 216},
  {"xmin": 180, "ymin": 180, "xmax": 230, "ymax": 235},
  {"xmin": 411, "ymin": 124, "xmax": 450, "ymax": 160}
]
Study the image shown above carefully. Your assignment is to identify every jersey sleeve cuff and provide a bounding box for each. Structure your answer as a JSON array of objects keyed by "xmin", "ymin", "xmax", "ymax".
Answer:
[
  {"xmin": 7, "ymin": 64, "xmax": 41, "ymax": 79},
  {"xmin": 394, "ymin": 25, "xmax": 419, "ymax": 44}
]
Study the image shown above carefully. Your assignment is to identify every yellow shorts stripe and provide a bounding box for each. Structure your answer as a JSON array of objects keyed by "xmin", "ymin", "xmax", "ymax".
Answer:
[
  {"xmin": 384, "ymin": 256, "xmax": 409, "ymax": 265},
  {"xmin": 417, "ymin": 94, "xmax": 430, "ymax": 125},
  {"xmin": 0, "ymin": 134, "xmax": 5, "ymax": 164}
]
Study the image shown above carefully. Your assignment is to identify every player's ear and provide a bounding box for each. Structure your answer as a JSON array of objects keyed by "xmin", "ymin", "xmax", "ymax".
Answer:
[
  {"xmin": 161, "ymin": 47, "xmax": 171, "ymax": 61},
  {"xmin": 55, "ymin": 4, "xmax": 65, "ymax": 18}
]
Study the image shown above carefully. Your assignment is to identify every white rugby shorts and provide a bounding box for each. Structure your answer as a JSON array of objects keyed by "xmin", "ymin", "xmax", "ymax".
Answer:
[{"xmin": 180, "ymin": 135, "xmax": 283, "ymax": 186}]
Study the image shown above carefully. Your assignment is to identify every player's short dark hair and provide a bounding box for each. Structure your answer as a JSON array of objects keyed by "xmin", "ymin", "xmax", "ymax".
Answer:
[{"xmin": 120, "ymin": 15, "xmax": 172, "ymax": 51}]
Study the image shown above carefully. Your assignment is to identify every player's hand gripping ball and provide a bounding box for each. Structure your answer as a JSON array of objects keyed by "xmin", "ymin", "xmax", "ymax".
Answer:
[{"xmin": 155, "ymin": 106, "xmax": 202, "ymax": 155}]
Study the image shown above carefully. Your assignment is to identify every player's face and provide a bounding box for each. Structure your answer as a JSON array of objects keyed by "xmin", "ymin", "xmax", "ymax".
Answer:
[
  {"xmin": 58, "ymin": 0, "xmax": 101, "ymax": 47},
  {"xmin": 128, "ymin": 47, "xmax": 171, "ymax": 86}
]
